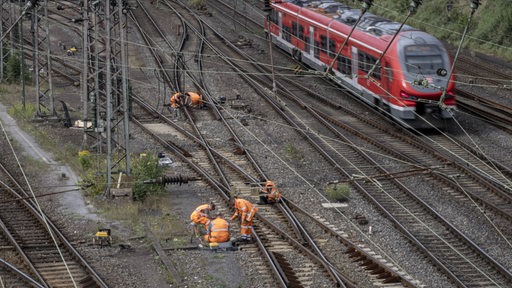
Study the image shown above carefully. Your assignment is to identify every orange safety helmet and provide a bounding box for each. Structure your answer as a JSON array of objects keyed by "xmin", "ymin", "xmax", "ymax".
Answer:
[{"xmin": 265, "ymin": 180, "xmax": 275, "ymax": 187}]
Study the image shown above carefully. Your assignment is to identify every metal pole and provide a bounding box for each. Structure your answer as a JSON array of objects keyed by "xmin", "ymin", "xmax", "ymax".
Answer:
[
  {"xmin": 43, "ymin": 0, "xmax": 55, "ymax": 117},
  {"xmin": 267, "ymin": 15, "xmax": 277, "ymax": 96},
  {"xmin": 82, "ymin": 0, "xmax": 89, "ymax": 145},
  {"xmin": 0, "ymin": 0, "xmax": 4, "ymax": 81},
  {"xmin": 31, "ymin": 3, "xmax": 41, "ymax": 117},
  {"xmin": 105, "ymin": 1, "xmax": 112, "ymax": 192},
  {"xmin": 119, "ymin": 0, "xmax": 131, "ymax": 175},
  {"xmin": 19, "ymin": 0, "xmax": 25, "ymax": 110}
]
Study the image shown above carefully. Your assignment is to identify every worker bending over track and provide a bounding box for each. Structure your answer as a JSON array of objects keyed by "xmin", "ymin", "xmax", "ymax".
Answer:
[
  {"xmin": 190, "ymin": 202, "xmax": 215, "ymax": 237},
  {"xmin": 230, "ymin": 196, "xmax": 258, "ymax": 242},
  {"xmin": 183, "ymin": 92, "xmax": 205, "ymax": 109}
]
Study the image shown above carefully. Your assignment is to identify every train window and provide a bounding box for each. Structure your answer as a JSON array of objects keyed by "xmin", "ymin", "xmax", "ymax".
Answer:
[
  {"xmin": 386, "ymin": 65, "xmax": 393, "ymax": 82},
  {"xmin": 373, "ymin": 63, "xmax": 381, "ymax": 80},
  {"xmin": 269, "ymin": 10, "xmax": 278, "ymax": 24},
  {"xmin": 292, "ymin": 22, "xmax": 298, "ymax": 37},
  {"xmin": 283, "ymin": 26, "xmax": 291, "ymax": 42},
  {"xmin": 314, "ymin": 41, "xmax": 320, "ymax": 59},
  {"xmin": 405, "ymin": 55, "xmax": 443, "ymax": 74},
  {"xmin": 404, "ymin": 45, "xmax": 444, "ymax": 75},
  {"xmin": 320, "ymin": 35, "xmax": 327, "ymax": 53},
  {"xmin": 358, "ymin": 51, "xmax": 370, "ymax": 72},
  {"xmin": 328, "ymin": 38, "xmax": 336, "ymax": 58},
  {"xmin": 358, "ymin": 51, "xmax": 380, "ymax": 80},
  {"xmin": 298, "ymin": 25, "xmax": 304, "ymax": 40},
  {"xmin": 337, "ymin": 55, "xmax": 352, "ymax": 77}
]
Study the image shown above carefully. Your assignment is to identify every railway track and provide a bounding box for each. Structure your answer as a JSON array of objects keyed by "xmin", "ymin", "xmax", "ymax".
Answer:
[
  {"xmin": 127, "ymin": 0, "xmax": 426, "ymax": 286},
  {"xmin": 195, "ymin": 1, "xmax": 512, "ymax": 286},
  {"xmin": 0, "ymin": 159, "xmax": 107, "ymax": 287},
  {"xmin": 130, "ymin": 2, "xmax": 341, "ymax": 286},
  {"xmin": 3, "ymin": 0, "xmax": 508, "ymax": 285},
  {"xmin": 121, "ymin": 0, "xmax": 512, "ymax": 286}
]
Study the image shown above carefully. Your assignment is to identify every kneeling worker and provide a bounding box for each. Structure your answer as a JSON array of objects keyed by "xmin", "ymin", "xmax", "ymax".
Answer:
[
  {"xmin": 258, "ymin": 180, "xmax": 281, "ymax": 204},
  {"xmin": 204, "ymin": 212, "xmax": 230, "ymax": 243}
]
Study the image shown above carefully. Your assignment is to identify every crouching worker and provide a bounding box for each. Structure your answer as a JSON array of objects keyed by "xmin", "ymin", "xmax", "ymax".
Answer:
[
  {"xmin": 190, "ymin": 202, "xmax": 215, "ymax": 237},
  {"xmin": 258, "ymin": 180, "xmax": 281, "ymax": 205},
  {"xmin": 169, "ymin": 92, "xmax": 185, "ymax": 119},
  {"xmin": 204, "ymin": 212, "xmax": 230, "ymax": 244},
  {"xmin": 184, "ymin": 92, "xmax": 205, "ymax": 109}
]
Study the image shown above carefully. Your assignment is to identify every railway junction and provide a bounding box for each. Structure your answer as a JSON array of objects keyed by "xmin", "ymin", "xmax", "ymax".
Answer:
[{"xmin": 0, "ymin": 0, "xmax": 511, "ymax": 287}]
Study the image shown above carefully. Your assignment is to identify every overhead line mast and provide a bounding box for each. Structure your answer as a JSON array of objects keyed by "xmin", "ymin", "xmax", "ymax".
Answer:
[
  {"xmin": 82, "ymin": 0, "xmax": 132, "ymax": 195},
  {"xmin": 438, "ymin": 0, "xmax": 481, "ymax": 107}
]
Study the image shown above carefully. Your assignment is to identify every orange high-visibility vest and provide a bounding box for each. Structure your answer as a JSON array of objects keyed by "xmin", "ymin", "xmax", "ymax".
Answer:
[
  {"xmin": 185, "ymin": 92, "xmax": 203, "ymax": 107},
  {"xmin": 231, "ymin": 198, "xmax": 258, "ymax": 222},
  {"xmin": 170, "ymin": 93, "xmax": 184, "ymax": 108},
  {"xmin": 190, "ymin": 204, "xmax": 211, "ymax": 225},
  {"xmin": 205, "ymin": 217, "xmax": 229, "ymax": 243},
  {"xmin": 262, "ymin": 180, "xmax": 280, "ymax": 202}
]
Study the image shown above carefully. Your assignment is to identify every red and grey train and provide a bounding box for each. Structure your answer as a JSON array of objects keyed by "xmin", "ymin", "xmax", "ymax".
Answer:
[{"xmin": 264, "ymin": 0, "xmax": 456, "ymax": 129}]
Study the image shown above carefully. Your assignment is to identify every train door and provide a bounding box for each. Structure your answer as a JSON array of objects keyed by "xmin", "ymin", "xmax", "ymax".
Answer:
[
  {"xmin": 278, "ymin": 12, "xmax": 283, "ymax": 39},
  {"xmin": 381, "ymin": 63, "xmax": 391, "ymax": 102},
  {"xmin": 307, "ymin": 26, "xmax": 314, "ymax": 55},
  {"xmin": 351, "ymin": 46, "xmax": 360, "ymax": 88}
]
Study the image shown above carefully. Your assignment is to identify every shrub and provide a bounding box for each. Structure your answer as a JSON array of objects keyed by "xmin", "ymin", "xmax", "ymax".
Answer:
[
  {"xmin": 8, "ymin": 102, "xmax": 36, "ymax": 120},
  {"xmin": 79, "ymin": 170, "xmax": 107, "ymax": 197},
  {"xmin": 325, "ymin": 183, "xmax": 350, "ymax": 202},
  {"xmin": 284, "ymin": 143, "xmax": 305, "ymax": 163},
  {"xmin": 79, "ymin": 150, "xmax": 92, "ymax": 170},
  {"xmin": 132, "ymin": 153, "xmax": 165, "ymax": 201},
  {"xmin": 4, "ymin": 52, "xmax": 30, "ymax": 84}
]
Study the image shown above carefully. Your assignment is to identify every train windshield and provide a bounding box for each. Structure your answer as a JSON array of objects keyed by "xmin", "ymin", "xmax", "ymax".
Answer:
[{"xmin": 404, "ymin": 45, "xmax": 444, "ymax": 75}]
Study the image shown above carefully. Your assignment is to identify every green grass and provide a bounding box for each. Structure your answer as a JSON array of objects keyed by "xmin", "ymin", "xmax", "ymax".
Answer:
[{"xmin": 325, "ymin": 182, "xmax": 350, "ymax": 202}]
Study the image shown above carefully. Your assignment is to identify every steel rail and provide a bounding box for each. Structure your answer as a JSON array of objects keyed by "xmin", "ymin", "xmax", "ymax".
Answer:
[{"xmin": 0, "ymin": 162, "xmax": 108, "ymax": 287}]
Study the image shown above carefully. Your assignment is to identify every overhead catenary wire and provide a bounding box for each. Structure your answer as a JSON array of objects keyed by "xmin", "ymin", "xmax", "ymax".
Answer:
[
  {"xmin": 365, "ymin": 0, "xmax": 423, "ymax": 80},
  {"xmin": 5, "ymin": 0, "xmax": 512, "ymax": 282},
  {"xmin": 324, "ymin": 0, "xmax": 373, "ymax": 77}
]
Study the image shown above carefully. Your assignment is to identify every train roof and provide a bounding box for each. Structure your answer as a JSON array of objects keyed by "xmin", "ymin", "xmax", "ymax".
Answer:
[{"xmin": 276, "ymin": 0, "xmax": 417, "ymax": 38}]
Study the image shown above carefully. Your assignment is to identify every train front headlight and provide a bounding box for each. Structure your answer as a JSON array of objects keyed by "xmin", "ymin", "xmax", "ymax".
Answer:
[{"xmin": 400, "ymin": 91, "xmax": 417, "ymax": 100}]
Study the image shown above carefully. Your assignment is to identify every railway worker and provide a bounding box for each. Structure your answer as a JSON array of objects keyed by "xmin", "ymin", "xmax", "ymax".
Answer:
[
  {"xmin": 230, "ymin": 196, "xmax": 258, "ymax": 242},
  {"xmin": 184, "ymin": 92, "xmax": 205, "ymax": 109},
  {"xmin": 204, "ymin": 212, "xmax": 230, "ymax": 243},
  {"xmin": 257, "ymin": 180, "xmax": 281, "ymax": 205},
  {"xmin": 169, "ymin": 92, "xmax": 185, "ymax": 119},
  {"xmin": 190, "ymin": 202, "xmax": 216, "ymax": 237}
]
